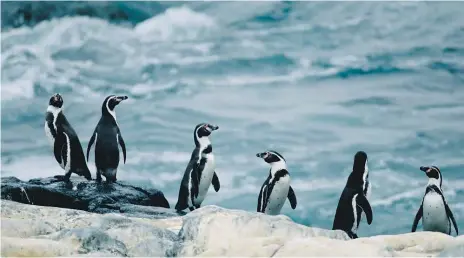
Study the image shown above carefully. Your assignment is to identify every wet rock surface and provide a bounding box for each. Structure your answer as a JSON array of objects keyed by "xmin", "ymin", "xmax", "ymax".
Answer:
[{"xmin": 0, "ymin": 176, "xmax": 177, "ymax": 219}]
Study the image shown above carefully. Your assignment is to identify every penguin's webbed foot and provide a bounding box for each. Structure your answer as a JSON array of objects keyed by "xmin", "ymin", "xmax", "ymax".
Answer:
[
  {"xmin": 347, "ymin": 232, "xmax": 358, "ymax": 239},
  {"xmin": 51, "ymin": 175, "xmax": 62, "ymax": 183},
  {"xmin": 53, "ymin": 175, "xmax": 71, "ymax": 183},
  {"xmin": 52, "ymin": 175, "xmax": 73, "ymax": 189},
  {"xmin": 104, "ymin": 178, "xmax": 117, "ymax": 184},
  {"xmin": 188, "ymin": 206, "xmax": 195, "ymax": 212},
  {"xmin": 96, "ymin": 173, "xmax": 102, "ymax": 183}
]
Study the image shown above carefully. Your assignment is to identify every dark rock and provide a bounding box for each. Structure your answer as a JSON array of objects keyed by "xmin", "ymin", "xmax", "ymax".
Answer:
[
  {"xmin": 0, "ymin": 1, "xmax": 168, "ymax": 30},
  {"xmin": 96, "ymin": 203, "xmax": 186, "ymax": 219},
  {"xmin": 0, "ymin": 176, "xmax": 181, "ymax": 219}
]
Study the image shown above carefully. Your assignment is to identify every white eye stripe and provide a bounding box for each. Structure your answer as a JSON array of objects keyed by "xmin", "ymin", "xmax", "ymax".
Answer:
[{"xmin": 106, "ymin": 96, "xmax": 118, "ymax": 125}]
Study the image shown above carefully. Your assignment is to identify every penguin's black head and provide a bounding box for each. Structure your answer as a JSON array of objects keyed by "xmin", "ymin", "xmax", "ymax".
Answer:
[
  {"xmin": 49, "ymin": 93, "xmax": 63, "ymax": 108},
  {"xmin": 102, "ymin": 95, "xmax": 128, "ymax": 115},
  {"xmin": 194, "ymin": 123, "xmax": 219, "ymax": 144},
  {"xmin": 352, "ymin": 151, "xmax": 368, "ymax": 174},
  {"xmin": 420, "ymin": 166, "xmax": 442, "ymax": 186},
  {"xmin": 256, "ymin": 150, "xmax": 286, "ymax": 164}
]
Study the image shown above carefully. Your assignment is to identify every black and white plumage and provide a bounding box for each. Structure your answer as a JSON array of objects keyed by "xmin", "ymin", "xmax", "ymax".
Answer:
[
  {"xmin": 360, "ymin": 150, "xmax": 371, "ymax": 222},
  {"xmin": 44, "ymin": 93, "xmax": 92, "ymax": 182},
  {"xmin": 411, "ymin": 166, "xmax": 458, "ymax": 235},
  {"xmin": 332, "ymin": 151, "xmax": 373, "ymax": 239},
  {"xmin": 362, "ymin": 156, "xmax": 371, "ymax": 200},
  {"xmin": 256, "ymin": 150, "xmax": 297, "ymax": 215},
  {"xmin": 86, "ymin": 95, "xmax": 128, "ymax": 183},
  {"xmin": 175, "ymin": 123, "xmax": 220, "ymax": 212}
]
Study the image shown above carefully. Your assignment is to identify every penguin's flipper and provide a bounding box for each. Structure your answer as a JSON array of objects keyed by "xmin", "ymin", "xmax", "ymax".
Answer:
[
  {"xmin": 86, "ymin": 131, "xmax": 97, "ymax": 162},
  {"xmin": 76, "ymin": 168, "xmax": 92, "ymax": 180},
  {"xmin": 175, "ymin": 184, "xmax": 189, "ymax": 211},
  {"xmin": 60, "ymin": 132, "xmax": 71, "ymax": 170},
  {"xmin": 190, "ymin": 163, "xmax": 200, "ymax": 200},
  {"xmin": 260, "ymin": 185, "xmax": 269, "ymax": 212},
  {"xmin": 357, "ymin": 194, "xmax": 373, "ymax": 225},
  {"xmin": 257, "ymin": 186, "xmax": 263, "ymax": 212},
  {"xmin": 45, "ymin": 112, "xmax": 57, "ymax": 138},
  {"xmin": 264, "ymin": 179, "xmax": 277, "ymax": 213},
  {"xmin": 348, "ymin": 232, "xmax": 358, "ymax": 239},
  {"xmin": 258, "ymin": 177, "xmax": 270, "ymax": 212},
  {"xmin": 191, "ymin": 156, "xmax": 206, "ymax": 198},
  {"xmin": 53, "ymin": 132, "xmax": 65, "ymax": 165},
  {"xmin": 212, "ymin": 171, "xmax": 220, "ymax": 192},
  {"xmin": 117, "ymin": 133, "xmax": 126, "ymax": 164},
  {"xmin": 287, "ymin": 185, "xmax": 297, "ymax": 209},
  {"xmin": 445, "ymin": 203, "xmax": 459, "ymax": 235},
  {"xmin": 412, "ymin": 203, "xmax": 423, "ymax": 232}
]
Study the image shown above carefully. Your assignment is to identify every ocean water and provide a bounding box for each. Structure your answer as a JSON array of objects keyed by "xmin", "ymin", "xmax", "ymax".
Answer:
[{"xmin": 1, "ymin": 1, "xmax": 463, "ymax": 237}]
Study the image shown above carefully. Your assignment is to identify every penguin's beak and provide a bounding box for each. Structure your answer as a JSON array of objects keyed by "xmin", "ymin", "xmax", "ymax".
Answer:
[
  {"xmin": 420, "ymin": 166, "xmax": 431, "ymax": 173},
  {"xmin": 205, "ymin": 124, "xmax": 219, "ymax": 132},
  {"xmin": 53, "ymin": 93, "xmax": 61, "ymax": 102},
  {"xmin": 256, "ymin": 152, "xmax": 266, "ymax": 159},
  {"xmin": 115, "ymin": 96, "xmax": 128, "ymax": 103}
]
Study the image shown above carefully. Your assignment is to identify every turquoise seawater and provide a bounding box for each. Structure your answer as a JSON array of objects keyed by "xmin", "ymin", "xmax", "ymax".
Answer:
[{"xmin": 1, "ymin": 2, "xmax": 463, "ymax": 237}]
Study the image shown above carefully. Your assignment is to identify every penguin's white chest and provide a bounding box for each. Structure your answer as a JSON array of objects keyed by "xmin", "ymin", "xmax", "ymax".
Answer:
[
  {"xmin": 422, "ymin": 192, "xmax": 449, "ymax": 233},
  {"xmin": 265, "ymin": 175, "xmax": 290, "ymax": 215},
  {"xmin": 194, "ymin": 153, "xmax": 216, "ymax": 205}
]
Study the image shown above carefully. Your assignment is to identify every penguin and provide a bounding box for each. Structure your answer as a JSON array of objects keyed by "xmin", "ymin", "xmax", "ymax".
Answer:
[
  {"xmin": 332, "ymin": 151, "xmax": 373, "ymax": 239},
  {"xmin": 411, "ymin": 166, "xmax": 458, "ymax": 235},
  {"xmin": 256, "ymin": 150, "xmax": 297, "ymax": 215},
  {"xmin": 86, "ymin": 95, "xmax": 128, "ymax": 183},
  {"xmin": 44, "ymin": 93, "xmax": 92, "ymax": 182},
  {"xmin": 175, "ymin": 123, "xmax": 220, "ymax": 212}
]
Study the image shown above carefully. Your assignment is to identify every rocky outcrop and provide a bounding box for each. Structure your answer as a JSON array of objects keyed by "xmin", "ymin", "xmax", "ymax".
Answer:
[
  {"xmin": 1, "ymin": 200, "xmax": 179, "ymax": 257},
  {"xmin": 0, "ymin": 176, "xmax": 180, "ymax": 219},
  {"xmin": 1, "ymin": 1, "xmax": 167, "ymax": 30},
  {"xmin": 2, "ymin": 200, "xmax": 463, "ymax": 257},
  {"xmin": 175, "ymin": 206, "xmax": 464, "ymax": 256},
  {"xmin": 176, "ymin": 205, "xmax": 349, "ymax": 256}
]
